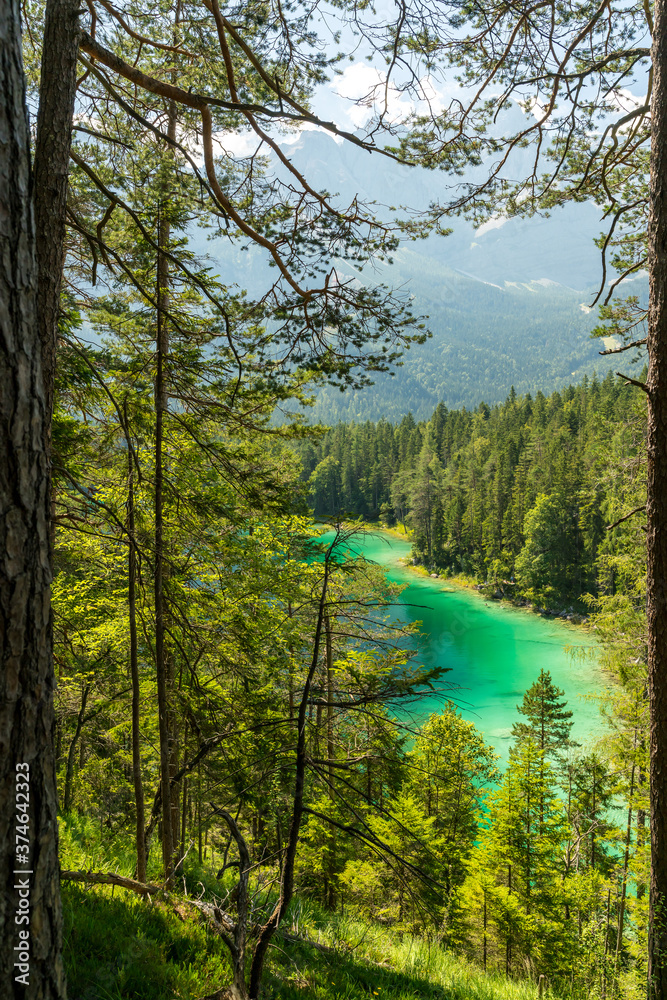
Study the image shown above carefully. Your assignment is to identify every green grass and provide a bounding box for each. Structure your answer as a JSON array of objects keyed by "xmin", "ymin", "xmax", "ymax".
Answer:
[
  {"xmin": 62, "ymin": 883, "xmax": 232, "ymax": 1000},
  {"xmin": 60, "ymin": 813, "xmax": 234, "ymax": 1000},
  {"xmin": 59, "ymin": 812, "xmax": 169, "ymax": 883},
  {"xmin": 59, "ymin": 815, "xmax": 548, "ymax": 1000},
  {"xmin": 268, "ymin": 903, "xmax": 545, "ymax": 1000},
  {"xmin": 62, "ymin": 886, "xmax": 548, "ymax": 1000}
]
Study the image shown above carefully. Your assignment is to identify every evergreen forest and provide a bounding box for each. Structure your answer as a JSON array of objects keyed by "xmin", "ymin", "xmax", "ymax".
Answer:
[
  {"xmin": 301, "ymin": 374, "xmax": 647, "ymax": 612},
  {"xmin": 0, "ymin": 1, "xmax": 664, "ymax": 1000},
  {"xmin": 50, "ymin": 341, "xmax": 649, "ymax": 998}
]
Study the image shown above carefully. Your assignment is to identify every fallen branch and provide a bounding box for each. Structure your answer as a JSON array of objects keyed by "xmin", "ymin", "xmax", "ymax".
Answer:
[
  {"xmin": 278, "ymin": 931, "xmax": 335, "ymax": 955},
  {"xmin": 60, "ymin": 869, "xmax": 236, "ymax": 941},
  {"xmin": 60, "ymin": 869, "xmax": 163, "ymax": 895}
]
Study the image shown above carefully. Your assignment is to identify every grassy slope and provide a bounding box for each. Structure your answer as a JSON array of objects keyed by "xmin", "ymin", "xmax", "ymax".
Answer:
[
  {"xmin": 267, "ymin": 906, "xmax": 543, "ymax": 1000},
  {"xmin": 60, "ymin": 811, "xmax": 544, "ymax": 1000},
  {"xmin": 62, "ymin": 885, "xmax": 544, "ymax": 1000}
]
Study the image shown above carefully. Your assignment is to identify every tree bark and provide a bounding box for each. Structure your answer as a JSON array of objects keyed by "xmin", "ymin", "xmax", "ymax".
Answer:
[
  {"xmin": 127, "ymin": 448, "xmax": 146, "ymax": 882},
  {"xmin": 648, "ymin": 3, "xmax": 667, "ymax": 995},
  {"xmin": 616, "ymin": 764, "xmax": 636, "ymax": 971},
  {"xmin": 325, "ymin": 616, "xmax": 335, "ymax": 910},
  {"xmin": 0, "ymin": 2, "xmax": 66, "ymax": 995},
  {"xmin": 154, "ymin": 200, "xmax": 174, "ymax": 884},
  {"xmin": 33, "ymin": 0, "xmax": 79, "ymax": 430},
  {"xmin": 248, "ymin": 551, "xmax": 332, "ymax": 998},
  {"xmin": 154, "ymin": 93, "xmax": 180, "ymax": 883}
]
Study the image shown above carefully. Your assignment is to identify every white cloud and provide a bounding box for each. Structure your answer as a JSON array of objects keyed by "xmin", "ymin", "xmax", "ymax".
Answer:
[
  {"xmin": 475, "ymin": 215, "xmax": 508, "ymax": 237},
  {"xmin": 609, "ymin": 87, "xmax": 646, "ymax": 113},
  {"xmin": 329, "ymin": 62, "xmax": 449, "ymax": 129},
  {"xmin": 331, "ymin": 63, "xmax": 399, "ymax": 127},
  {"xmin": 211, "ymin": 131, "xmax": 261, "ymax": 157},
  {"xmin": 519, "ymin": 96, "xmax": 550, "ymax": 124},
  {"xmin": 280, "ymin": 122, "xmax": 344, "ymax": 146},
  {"xmin": 333, "ymin": 63, "xmax": 384, "ymax": 102}
]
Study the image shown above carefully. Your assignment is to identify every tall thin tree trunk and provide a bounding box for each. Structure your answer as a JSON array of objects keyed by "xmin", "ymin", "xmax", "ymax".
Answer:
[
  {"xmin": 152, "ymin": 87, "xmax": 181, "ymax": 882},
  {"xmin": 63, "ymin": 682, "xmax": 90, "ymax": 812},
  {"xmin": 198, "ymin": 762, "xmax": 203, "ymax": 863},
  {"xmin": 166, "ymin": 12, "xmax": 182, "ymax": 864},
  {"xmin": 154, "ymin": 199, "xmax": 175, "ymax": 884},
  {"xmin": 604, "ymin": 885, "xmax": 611, "ymax": 958},
  {"xmin": 647, "ymin": 4, "xmax": 667, "ymax": 994},
  {"xmin": 0, "ymin": 2, "xmax": 66, "ymax": 994},
  {"xmin": 483, "ymin": 894, "xmax": 487, "ymax": 972},
  {"xmin": 638, "ymin": 795, "xmax": 648, "ymax": 902},
  {"xmin": 128, "ymin": 446, "xmax": 146, "ymax": 882},
  {"xmin": 178, "ymin": 721, "xmax": 189, "ymax": 867},
  {"xmin": 180, "ymin": 775, "xmax": 188, "ymax": 863},
  {"xmin": 591, "ymin": 768, "xmax": 598, "ymax": 869},
  {"xmin": 33, "ymin": 0, "xmax": 79, "ymax": 428},
  {"xmin": 506, "ymin": 863, "xmax": 512, "ymax": 976},
  {"xmin": 616, "ymin": 765, "xmax": 636, "ymax": 971},
  {"xmin": 326, "ymin": 616, "xmax": 335, "ymax": 910},
  {"xmin": 248, "ymin": 557, "xmax": 332, "ymax": 998},
  {"xmin": 602, "ymin": 885, "xmax": 612, "ymax": 1000}
]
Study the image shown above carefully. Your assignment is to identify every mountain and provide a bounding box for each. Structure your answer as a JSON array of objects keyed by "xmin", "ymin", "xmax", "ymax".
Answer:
[
  {"xmin": 300, "ymin": 250, "xmax": 630, "ymax": 422},
  {"xmin": 279, "ymin": 126, "xmax": 609, "ymax": 291},
  {"xmin": 196, "ymin": 126, "xmax": 646, "ymax": 421}
]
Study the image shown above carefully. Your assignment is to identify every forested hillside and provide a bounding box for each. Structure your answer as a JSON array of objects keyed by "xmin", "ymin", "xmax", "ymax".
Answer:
[
  {"xmin": 49, "ymin": 344, "xmax": 649, "ymax": 997},
  {"xmin": 301, "ymin": 373, "xmax": 647, "ymax": 610},
  {"xmin": 296, "ymin": 254, "xmax": 627, "ymax": 422},
  {"xmin": 3, "ymin": 0, "xmax": 664, "ymax": 998},
  {"xmin": 199, "ymin": 221, "xmax": 627, "ymax": 422}
]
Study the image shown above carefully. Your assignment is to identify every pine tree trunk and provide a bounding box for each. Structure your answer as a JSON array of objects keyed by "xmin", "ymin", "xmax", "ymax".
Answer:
[
  {"xmin": 33, "ymin": 0, "xmax": 79, "ymax": 427},
  {"xmin": 616, "ymin": 762, "xmax": 636, "ymax": 971},
  {"xmin": 180, "ymin": 775, "xmax": 188, "ymax": 862},
  {"xmin": 155, "ymin": 199, "xmax": 174, "ymax": 884},
  {"xmin": 506, "ymin": 863, "xmax": 512, "ymax": 976},
  {"xmin": 638, "ymin": 795, "xmax": 647, "ymax": 902},
  {"xmin": 153, "ymin": 92, "xmax": 181, "ymax": 883},
  {"xmin": 62, "ymin": 683, "xmax": 90, "ymax": 812},
  {"xmin": 128, "ymin": 450, "xmax": 146, "ymax": 882},
  {"xmin": 326, "ymin": 616, "xmax": 335, "ymax": 910},
  {"xmin": 648, "ymin": 3, "xmax": 667, "ymax": 994},
  {"xmin": 483, "ymin": 894, "xmax": 487, "ymax": 971},
  {"xmin": 178, "ymin": 721, "xmax": 188, "ymax": 867},
  {"xmin": 248, "ymin": 560, "xmax": 331, "ymax": 998},
  {"xmin": 198, "ymin": 763, "xmax": 203, "ymax": 863},
  {"xmin": 0, "ymin": 2, "xmax": 66, "ymax": 994}
]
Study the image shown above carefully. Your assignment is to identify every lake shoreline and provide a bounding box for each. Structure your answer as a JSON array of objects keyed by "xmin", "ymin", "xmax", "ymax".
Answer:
[
  {"xmin": 320, "ymin": 525, "xmax": 606, "ymax": 760},
  {"xmin": 399, "ymin": 560, "xmax": 591, "ymax": 631},
  {"xmin": 353, "ymin": 522, "xmax": 593, "ymax": 633}
]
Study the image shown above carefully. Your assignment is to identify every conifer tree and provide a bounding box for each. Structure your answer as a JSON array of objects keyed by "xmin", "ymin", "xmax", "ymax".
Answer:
[
  {"xmin": 511, "ymin": 669, "xmax": 574, "ymax": 762},
  {"xmin": 466, "ymin": 738, "xmax": 569, "ymax": 976},
  {"xmin": 407, "ymin": 706, "xmax": 498, "ymax": 911}
]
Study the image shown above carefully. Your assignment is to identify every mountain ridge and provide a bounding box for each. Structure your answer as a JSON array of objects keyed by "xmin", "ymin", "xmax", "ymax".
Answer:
[{"xmin": 199, "ymin": 128, "xmax": 646, "ymax": 420}]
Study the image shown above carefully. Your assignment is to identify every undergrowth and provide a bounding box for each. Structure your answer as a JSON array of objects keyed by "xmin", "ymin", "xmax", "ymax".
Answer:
[
  {"xmin": 270, "ymin": 901, "xmax": 546, "ymax": 1000},
  {"xmin": 60, "ymin": 814, "xmax": 550, "ymax": 1000}
]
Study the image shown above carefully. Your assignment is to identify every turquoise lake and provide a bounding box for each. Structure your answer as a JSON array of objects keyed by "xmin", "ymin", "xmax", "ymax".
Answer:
[{"xmin": 324, "ymin": 529, "xmax": 609, "ymax": 762}]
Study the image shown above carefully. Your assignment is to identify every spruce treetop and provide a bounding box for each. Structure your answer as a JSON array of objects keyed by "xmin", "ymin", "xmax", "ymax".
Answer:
[{"xmin": 511, "ymin": 668, "xmax": 574, "ymax": 758}]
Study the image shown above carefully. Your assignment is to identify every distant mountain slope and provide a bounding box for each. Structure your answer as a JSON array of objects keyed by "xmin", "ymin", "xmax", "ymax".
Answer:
[
  {"xmin": 196, "ymin": 128, "xmax": 646, "ymax": 421},
  {"xmin": 299, "ymin": 250, "xmax": 627, "ymax": 422},
  {"xmin": 279, "ymin": 127, "xmax": 610, "ymax": 291}
]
